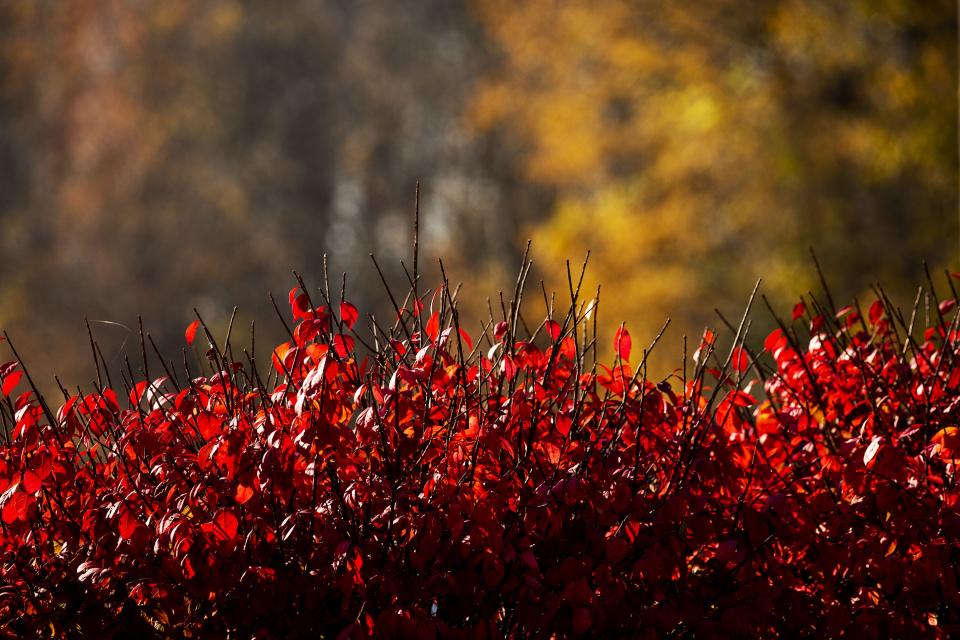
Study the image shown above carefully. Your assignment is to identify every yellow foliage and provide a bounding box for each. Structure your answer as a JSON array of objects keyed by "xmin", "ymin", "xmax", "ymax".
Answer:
[{"xmin": 471, "ymin": 0, "xmax": 956, "ymax": 372}]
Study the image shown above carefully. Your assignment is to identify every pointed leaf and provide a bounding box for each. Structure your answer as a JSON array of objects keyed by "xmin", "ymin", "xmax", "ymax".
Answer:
[
  {"xmin": 185, "ymin": 320, "xmax": 200, "ymax": 345},
  {"xmin": 731, "ymin": 347, "xmax": 749, "ymax": 373},
  {"xmin": 340, "ymin": 302, "xmax": 359, "ymax": 329},
  {"xmin": 544, "ymin": 320, "xmax": 561, "ymax": 341},
  {"xmin": 614, "ymin": 325, "xmax": 632, "ymax": 361},
  {"xmin": 426, "ymin": 312, "xmax": 440, "ymax": 342},
  {"xmin": 1, "ymin": 370, "xmax": 22, "ymax": 397},
  {"xmin": 458, "ymin": 328, "xmax": 474, "ymax": 351}
]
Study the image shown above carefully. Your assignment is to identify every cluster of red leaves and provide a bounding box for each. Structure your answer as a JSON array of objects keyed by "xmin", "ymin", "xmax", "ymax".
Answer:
[{"xmin": 1, "ymin": 275, "xmax": 960, "ymax": 638}]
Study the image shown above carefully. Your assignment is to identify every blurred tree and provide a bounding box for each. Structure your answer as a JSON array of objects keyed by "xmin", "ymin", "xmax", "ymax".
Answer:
[
  {"xmin": 471, "ymin": 0, "xmax": 958, "ymax": 369},
  {"xmin": 0, "ymin": 0, "xmax": 539, "ymax": 389},
  {"xmin": 2, "ymin": 0, "xmax": 952, "ymax": 388}
]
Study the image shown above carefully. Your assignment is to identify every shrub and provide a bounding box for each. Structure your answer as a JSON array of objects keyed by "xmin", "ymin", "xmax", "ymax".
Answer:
[{"xmin": 0, "ymin": 264, "xmax": 959, "ymax": 638}]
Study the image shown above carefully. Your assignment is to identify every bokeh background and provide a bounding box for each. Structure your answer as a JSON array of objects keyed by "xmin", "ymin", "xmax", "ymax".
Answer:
[{"xmin": 0, "ymin": 0, "xmax": 956, "ymax": 389}]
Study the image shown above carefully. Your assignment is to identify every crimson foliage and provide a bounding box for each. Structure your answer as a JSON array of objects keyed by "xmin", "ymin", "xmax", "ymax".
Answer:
[{"xmin": 1, "ymin": 272, "xmax": 960, "ymax": 638}]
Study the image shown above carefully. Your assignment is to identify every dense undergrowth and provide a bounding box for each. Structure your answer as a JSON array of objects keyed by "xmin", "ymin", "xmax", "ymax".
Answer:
[{"xmin": 1, "ymin": 258, "xmax": 960, "ymax": 638}]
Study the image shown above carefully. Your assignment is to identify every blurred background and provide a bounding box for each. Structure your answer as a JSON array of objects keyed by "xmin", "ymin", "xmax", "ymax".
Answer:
[{"xmin": 0, "ymin": 0, "xmax": 956, "ymax": 389}]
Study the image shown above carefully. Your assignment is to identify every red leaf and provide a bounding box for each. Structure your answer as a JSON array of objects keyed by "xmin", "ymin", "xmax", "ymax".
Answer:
[
  {"xmin": 211, "ymin": 509, "xmax": 239, "ymax": 542},
  {"xmin": 129, "ymin": 584, "xmax": 149, "ymax": 606},
  {"xmin": 235, "ymin": 483, "xmax": 255, "ymax": 505},
  {"xmin": 863, "ymin": 437, "xmax": 882, "ymax": 467},
  {"xmin": 458, "ymin": 328, "xmax": 474, "ymax": 351},
  {"xmin": 196, "ymin": 413, "xmax": 221, "ymax": 440},
  {"xmin": 834, "ymin": 305, "xmax": 854, "ymax": 320},
  {"xmin": 197, "ymin": 440, "xmax": 217, "ymax": 470},
  {"xmin": 333, "ymin": 334, "xmax": 354, "ymax": 359},
  {"xmin": 118, "ymin": 509, "xmax": 140, "ymax": 540},
  {"xmin": 573, "ymin": 608, "xmax": 592, "ymax": 635},
  {"xmin": 181, "ymin": 557, "xmax": 196, "ymax": 580},
  {"xmin": 0, "ymin": 361, "xmax": 16, "ymax": 378},
  {"xmin": 544, "ymin": 320, "xmax": 562, "ymax": 341},
  {"xmin": 1, "ymin": 370, "xmax": 22, "ymax": 397},
  {"xmin": 272, "ymin": 342, "xmax": 293, "ymax": 374},
  {"xmin": 306, "ymin": 344, "xmax": 329, "ymax": 363},
  {"xmin": 57, "ymin": 396, "xmax": 79, "ymax": 425},
  {"xmin": 501, "ymin": 354, "xmax": 516, "ymax": 382},
  {"xmin": 792, "ymin": 302, "xmax": 806, "ymax": 321},
  {"xmin": 730, "ymin": 347, "xmax": 749, "ymax": 373},
  {"xmin": 102, "ymin": 389, "xmax": 120, "ymax": 412},
  {"xmin": 728, "ymin": 390, "xmax": 756, "ymax": 407},
  {"xmin": 542, "ymin": 441, "xmax": 561, "ymax": 465},
  {"xmin": 290, "ymin": 288, "xmax": 312, "ymax": 320},
  {"xmin": 763, "ymin": 329, "xmax": 786, "ymax": 354},
  {"xmin": 425, "ymin": 312, "xmax": 440, "ymax": 343},
  {"xmin": 355, "ymin": 406, "xmax": 376, "ymax": 437},
  {"xmin": 1, "ymin": 489, "xmax": 32, "ymax": 524},
  {"xmin": 129, "ymin": 380, "xmax": 149, "ymax": 406},
  {"xmin": 185, "ymin": 320, "xmax": 200, "ymax": 345},
  {"xmin": 702, "ymin": 329, "xmax": 717, "ymax": 346},
  {"xmin": 22, "ymin": 470, "xmax": 42, "ymax": 494},
  {"xmin": 614, "ymin": 325, "xmax": 632, "ymax": 361},
  {"xmin": 931, "ymin": 427, "xmax": 960, "ymax": 460},
  {"xmin": 340, "ymin": 302, "xmax": 359, "ymax": 329}
]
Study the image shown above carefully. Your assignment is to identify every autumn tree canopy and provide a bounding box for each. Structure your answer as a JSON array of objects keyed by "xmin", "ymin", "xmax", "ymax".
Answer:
[
  {"xmin": 471, "ymin": 0, "xmax": 957, "ymax": 364},
  {"xmin": 0, "ymin": 0, "xmax": 955, "ymax": 384}
]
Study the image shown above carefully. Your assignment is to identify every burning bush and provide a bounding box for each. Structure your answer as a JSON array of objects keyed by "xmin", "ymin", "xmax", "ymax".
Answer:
[{"xmin": 1, "ymin": 261, "xmax": 959, "ymax": 638}]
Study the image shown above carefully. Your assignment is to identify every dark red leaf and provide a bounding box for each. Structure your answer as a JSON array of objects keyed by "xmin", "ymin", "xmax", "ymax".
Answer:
[
  {"xmin": 22, "ymin": 469, "xmax": 42, "ymax": 494},
  {"xmin": 211, "ymin": 509, "xmax": 239, "ymax": 542},
  {"xmin": 614, "ymin": 325, "xmax": 631, "ymax": 361},
  {"xmin": 118, "ymin": 509, "xmax": 140, "ymax": 540}
]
